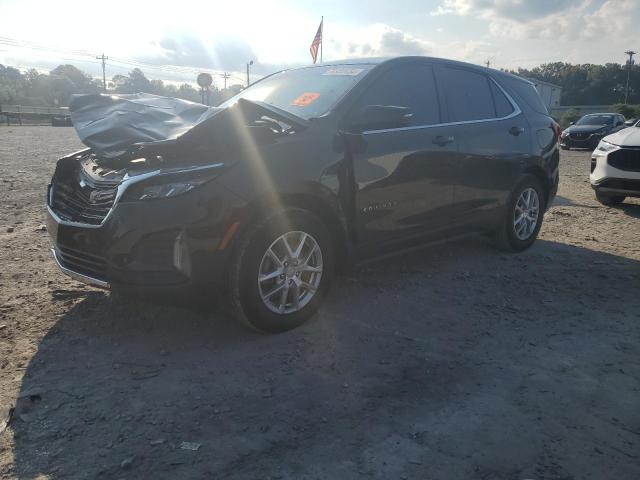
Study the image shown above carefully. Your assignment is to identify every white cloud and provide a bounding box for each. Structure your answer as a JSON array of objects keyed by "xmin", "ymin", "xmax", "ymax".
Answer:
[
  {"xmin": 328, "ymin": 24, "xmax": 434, "ymax": 59},
  {"xmin": 431, "ymin": 0, "xmax": 639, "ymax": 40}
]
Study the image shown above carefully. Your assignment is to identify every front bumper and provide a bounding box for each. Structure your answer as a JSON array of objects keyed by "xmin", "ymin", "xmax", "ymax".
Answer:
[
  {"xmin": 590, "ymin": 149, "xmax": 640, "ymax": 198},
  {"xmin": 47, "ymin": 178, "xmax": 244, "ymax": 291},
  {"xmin": 50, "ymin": 247, "xmax": 110, "ymax": 289},
  {"xmin": 560, "ymin": 134, "xmax": 602, "ymax": 149}
]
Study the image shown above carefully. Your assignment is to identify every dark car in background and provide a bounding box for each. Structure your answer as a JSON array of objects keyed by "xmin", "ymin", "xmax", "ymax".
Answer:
[
  {"xmin": 560, "ymin": 113, "xmax": 626, "ymax": 150},
  {"xmin": 47, "ymin": 56, "xmax": 560, "ymax": 332}
]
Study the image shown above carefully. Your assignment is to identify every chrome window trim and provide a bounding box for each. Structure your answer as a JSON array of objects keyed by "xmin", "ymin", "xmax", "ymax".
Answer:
[{"xmin": 362, "ymin": 77, "xmax": 522, "ymax": 135}]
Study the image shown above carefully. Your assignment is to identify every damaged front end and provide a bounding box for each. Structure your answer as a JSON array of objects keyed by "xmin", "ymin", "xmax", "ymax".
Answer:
[{"xmin": 47, "ymin": 93, "xmax": 307, "ymax": 291}]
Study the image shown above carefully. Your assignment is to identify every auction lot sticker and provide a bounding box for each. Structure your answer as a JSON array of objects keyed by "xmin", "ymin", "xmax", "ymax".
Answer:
[
  {"xmin": 322, "ymin": 68, "xmax": 364, "ymax": 76},
  {"xmin": 291, "ymin": 92, "xmax": 321, "ymax": 106}
]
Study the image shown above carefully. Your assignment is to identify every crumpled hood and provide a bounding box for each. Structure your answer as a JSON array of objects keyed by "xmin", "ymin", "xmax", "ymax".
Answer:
[
  {"xmin": 604, "ymin": 127, "xmax": 640, "ymax": 147},
  {"xmin": 69, "ymin": 93, "xmax": 223, "ymax": 159}
]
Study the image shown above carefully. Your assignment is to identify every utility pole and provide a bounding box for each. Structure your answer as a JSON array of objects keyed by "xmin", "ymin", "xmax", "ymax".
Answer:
[
  {"xmin": 485, "ymin": 59, "xmax": 490, "ymax": 68},
  {"xmin": 96, "ymin": 53, "xmax": 108, "ymax": 92},
  {"xmin": 246, "ymin": 60, "xmax": 253, "ymax": 88},
  {"xmin": 221, "ymin": 72, "xmax": 230, "ymax": 89},
  {"xmin": 624, "ymin": 50, "xmax": 636, "ymax": 104}
]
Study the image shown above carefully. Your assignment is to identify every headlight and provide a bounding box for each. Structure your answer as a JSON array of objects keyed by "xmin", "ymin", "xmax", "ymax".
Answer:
[
  {"xmin": 136, "ymin": 179, "xmax": 209, "ymax": 200},
  {"xmin": 560, "ymin": 131, "xmax": 568, "ymax": 138},
  {"xmin": 595, "ymin": 140, "xmax": 618, "ymax": 152}
]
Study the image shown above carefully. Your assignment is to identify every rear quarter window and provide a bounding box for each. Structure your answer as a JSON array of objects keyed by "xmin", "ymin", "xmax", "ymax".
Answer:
[{"xmin": 500, "ymin": 76, "xmax": 548, "ymax": 115}]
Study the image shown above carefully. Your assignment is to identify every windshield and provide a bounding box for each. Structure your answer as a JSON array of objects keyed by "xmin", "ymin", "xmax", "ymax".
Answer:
[
  {"xmin": 220, "ymin": 64, "xmax": 374, "ymax": 119},
  {"xmin": 576, "ymin": 114, "xmax": 614, "ymax": 126}
]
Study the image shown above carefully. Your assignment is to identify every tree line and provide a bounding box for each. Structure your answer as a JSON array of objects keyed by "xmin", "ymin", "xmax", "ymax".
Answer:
[
  {"xmin": 1, "ymin": 60, "xmax": 639, "ymax": 110},
  {"xmin": 0, "ymin": 64, "xmax": 243, "ymax": 108},
  {"xmin": 512, "ymin": 61, "xmax": 639, "ymax": 106}
]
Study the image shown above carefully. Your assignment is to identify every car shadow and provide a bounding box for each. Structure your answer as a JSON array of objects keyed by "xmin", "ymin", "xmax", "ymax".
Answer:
[
  {"xmin": 551, "ymin": 195, "xmax": 598, "ymax": 209},
  {"xmin": 9, "ymin": 238, "xmax": 640, "ymax": 479},
  {"xmin": 619, "ymin": 201, "xmax": 640, "ymax": 219}
]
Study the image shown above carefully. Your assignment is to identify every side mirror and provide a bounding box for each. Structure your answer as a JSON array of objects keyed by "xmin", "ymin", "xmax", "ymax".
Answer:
[{"xmin": 349, "ymin": 105, "xmax": 413, "ymax": 132}]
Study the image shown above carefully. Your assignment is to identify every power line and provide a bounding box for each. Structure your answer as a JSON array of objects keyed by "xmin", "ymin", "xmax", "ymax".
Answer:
[
  {"xmin": 96, "ymin": 53, "xmax": 108, "ymax": 92},
  {"xmin": 624, "ymin": 50, "xmax": 636, "ymax": 104},
  {"xmin": 220, "ymin": 72, "xmax": 230, "ymax": 89},
  {"xmin": 0, "ymin": 35, "xmax": 252, "ymax": 90}
]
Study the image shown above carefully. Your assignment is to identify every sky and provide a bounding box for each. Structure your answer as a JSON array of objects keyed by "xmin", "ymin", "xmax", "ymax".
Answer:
[{"xmin": 0, "ymin": 0, "xmax": 638, "ymax": 89}]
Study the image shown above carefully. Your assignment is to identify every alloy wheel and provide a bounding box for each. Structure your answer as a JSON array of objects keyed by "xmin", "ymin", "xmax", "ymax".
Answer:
[
  {"xmin": 257, "ymin": 231, "xmax": 323, "ymax": 314},
  {"xmin": 513, "ymin": 187, "xmax": 540, "ymax": 240}
]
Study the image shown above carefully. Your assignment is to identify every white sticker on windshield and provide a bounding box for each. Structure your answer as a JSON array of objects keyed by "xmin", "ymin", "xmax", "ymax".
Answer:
[{"xmin": 322, "ymin": 68, "xmax": 365, "ymax": 76}]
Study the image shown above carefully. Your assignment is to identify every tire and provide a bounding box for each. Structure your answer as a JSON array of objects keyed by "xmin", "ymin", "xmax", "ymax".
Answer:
[
  {"xmin": 494, "ymin": 174, "xmax": 546, "ymax": 252},
  {"xmin": 595, "ymin": 191, "xmax": 625, "ymax": 206},
  {"xmin": 227, "ymin": 208, "xmax": 334, "ymax": 333}
]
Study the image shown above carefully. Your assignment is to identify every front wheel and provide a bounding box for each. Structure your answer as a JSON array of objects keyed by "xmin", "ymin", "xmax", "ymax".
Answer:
[
  {"xmin": 227, "ymin": 209, "xmax": 334, "ymax": 333},
  {"xmin": 494, "ymin": 175, "xmax": 546, "ymax": 252}
]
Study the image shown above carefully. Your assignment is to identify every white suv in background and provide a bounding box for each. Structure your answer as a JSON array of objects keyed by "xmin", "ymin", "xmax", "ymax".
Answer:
[{"xmin": 591, "ymin": 124, "xmax": 640, "ymax": 205}]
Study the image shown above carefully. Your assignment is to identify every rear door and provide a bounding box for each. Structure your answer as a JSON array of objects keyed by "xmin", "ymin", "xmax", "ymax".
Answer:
[
  {"xmin": 347, "ymin": 61, "xmax": 459, "ymax": 245},
  {"xmin": 433, "ymin": 65, "xmax": 531, "ymax": 225}
]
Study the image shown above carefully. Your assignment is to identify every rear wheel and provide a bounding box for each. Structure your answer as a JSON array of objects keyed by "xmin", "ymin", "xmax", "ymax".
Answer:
[
  {"xmin": 228, "ymin": 209, "xmax": 334, "ymax": 333},
  {"xmin": 494, "ymin": 175, "xmax": 546, "ymax": 252},
  {"xmin": 595, "ymin": 191, "xmax": 625, "ymax": 206}
]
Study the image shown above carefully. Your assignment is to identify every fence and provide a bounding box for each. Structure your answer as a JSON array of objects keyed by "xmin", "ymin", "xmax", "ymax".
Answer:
[{"xmin": 0, "ymin": 105, "xmax": 71, "ymax": 126}]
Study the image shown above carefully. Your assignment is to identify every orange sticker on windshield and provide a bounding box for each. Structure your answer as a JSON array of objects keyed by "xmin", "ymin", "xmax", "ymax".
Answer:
[{"xmin": 291, "ymin": 92, "xmax": 320, "ymax": 106}]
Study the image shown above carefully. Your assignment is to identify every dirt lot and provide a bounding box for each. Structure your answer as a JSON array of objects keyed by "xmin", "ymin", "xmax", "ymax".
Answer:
[{"xmin": 1, "ymin": 126, "xmax": 639, "ymax": 480}]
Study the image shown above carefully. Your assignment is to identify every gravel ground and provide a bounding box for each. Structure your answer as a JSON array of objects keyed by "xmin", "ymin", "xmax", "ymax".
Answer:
[{"xmin": 0, "ymin": 126, "xmax": 639, "ymax": 480}]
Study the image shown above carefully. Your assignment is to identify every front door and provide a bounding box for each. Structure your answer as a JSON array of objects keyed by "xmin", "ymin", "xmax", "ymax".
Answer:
[{"xmin": 346, "ymin": 62, "xmax": 459, "ymax": 245}]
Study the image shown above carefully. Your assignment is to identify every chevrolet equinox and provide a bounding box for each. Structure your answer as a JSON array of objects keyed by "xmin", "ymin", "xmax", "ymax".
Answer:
[{"xmin": 47, "ymin": 57, "xmax": 560, "ymax": 332}]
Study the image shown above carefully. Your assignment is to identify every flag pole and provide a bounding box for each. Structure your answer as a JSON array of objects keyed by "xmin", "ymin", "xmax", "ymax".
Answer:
[{"xmin": 320, "ymin": 16, "xmax": 323, "ymax": 63}]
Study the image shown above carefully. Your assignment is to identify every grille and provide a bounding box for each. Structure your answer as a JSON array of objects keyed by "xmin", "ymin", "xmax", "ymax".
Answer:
[
  {"xmin": 51, "ymin": 168, "xmax": 118, "ymax": 225},
  {"xmin": 570, "ymin": 132, "xmax": 589, "ymax": 140},
  {"xmin": 607, "ymin": 148, "xmax": 640, "ymax": 172},
  {"xmin": 55, "ymin": 245, "xmax": 107, "ymax": 280}
]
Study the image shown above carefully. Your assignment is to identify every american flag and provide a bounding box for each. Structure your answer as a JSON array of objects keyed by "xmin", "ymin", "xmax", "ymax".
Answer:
[{"xmin": 309, "ymin": 18, "xmax": 323, "ymax": 64}]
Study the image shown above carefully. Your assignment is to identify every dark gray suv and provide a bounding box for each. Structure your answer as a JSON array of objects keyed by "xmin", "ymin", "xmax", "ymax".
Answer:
[{"xmin": 48, "ymin": 56, "xmax": 560, "ymax": 332}]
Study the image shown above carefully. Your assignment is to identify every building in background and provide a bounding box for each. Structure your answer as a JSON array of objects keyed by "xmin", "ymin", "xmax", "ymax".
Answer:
[{"xmin": 525, "ymin": 78, "xmax": 563, "ymax": 109}]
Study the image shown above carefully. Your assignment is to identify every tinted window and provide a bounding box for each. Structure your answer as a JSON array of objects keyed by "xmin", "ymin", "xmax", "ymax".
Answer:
[
  {"xmin": 490, "ymin": 81, "xmax": 514, "ymax": 117},
  {"xmin": 576, "ymin": 114, "xmax": 614, "ymax": 126},
  {"xmin": 436, "ymin": 67, "xmax": 495, "ymax": 122},
  {"xmin": 501, "ymin": 77, "xmax": 548, "ymax": 115},
  {"xmin": 353, "ymin": 63, "xmax": 440, "ymax": 126}
]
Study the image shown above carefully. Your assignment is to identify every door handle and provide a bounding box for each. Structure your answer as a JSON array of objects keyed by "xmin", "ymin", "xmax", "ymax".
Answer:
[
  {"xmin": 509, "ymin": 126, "xmax": 525, "ymax": 136},
  {"xmin": 432, "ymin": 135, "xmax": 454, "ymax": 147}
]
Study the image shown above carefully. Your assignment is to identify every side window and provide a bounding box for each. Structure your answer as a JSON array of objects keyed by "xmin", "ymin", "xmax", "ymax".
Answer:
[
  {"xmin": 353, "ymin": 64, "xmax": 440, "ymax": 127},
  {"xmin": 436, "ymin": 67, "xmax": 496, "ymax": 122},
  {"xmin": 490, "ymin": 81, "xmax": 514, "ymax": 117},
  {"xmin": 502, "ymin": 77, "xmax": 549, "ymax": 115}
]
